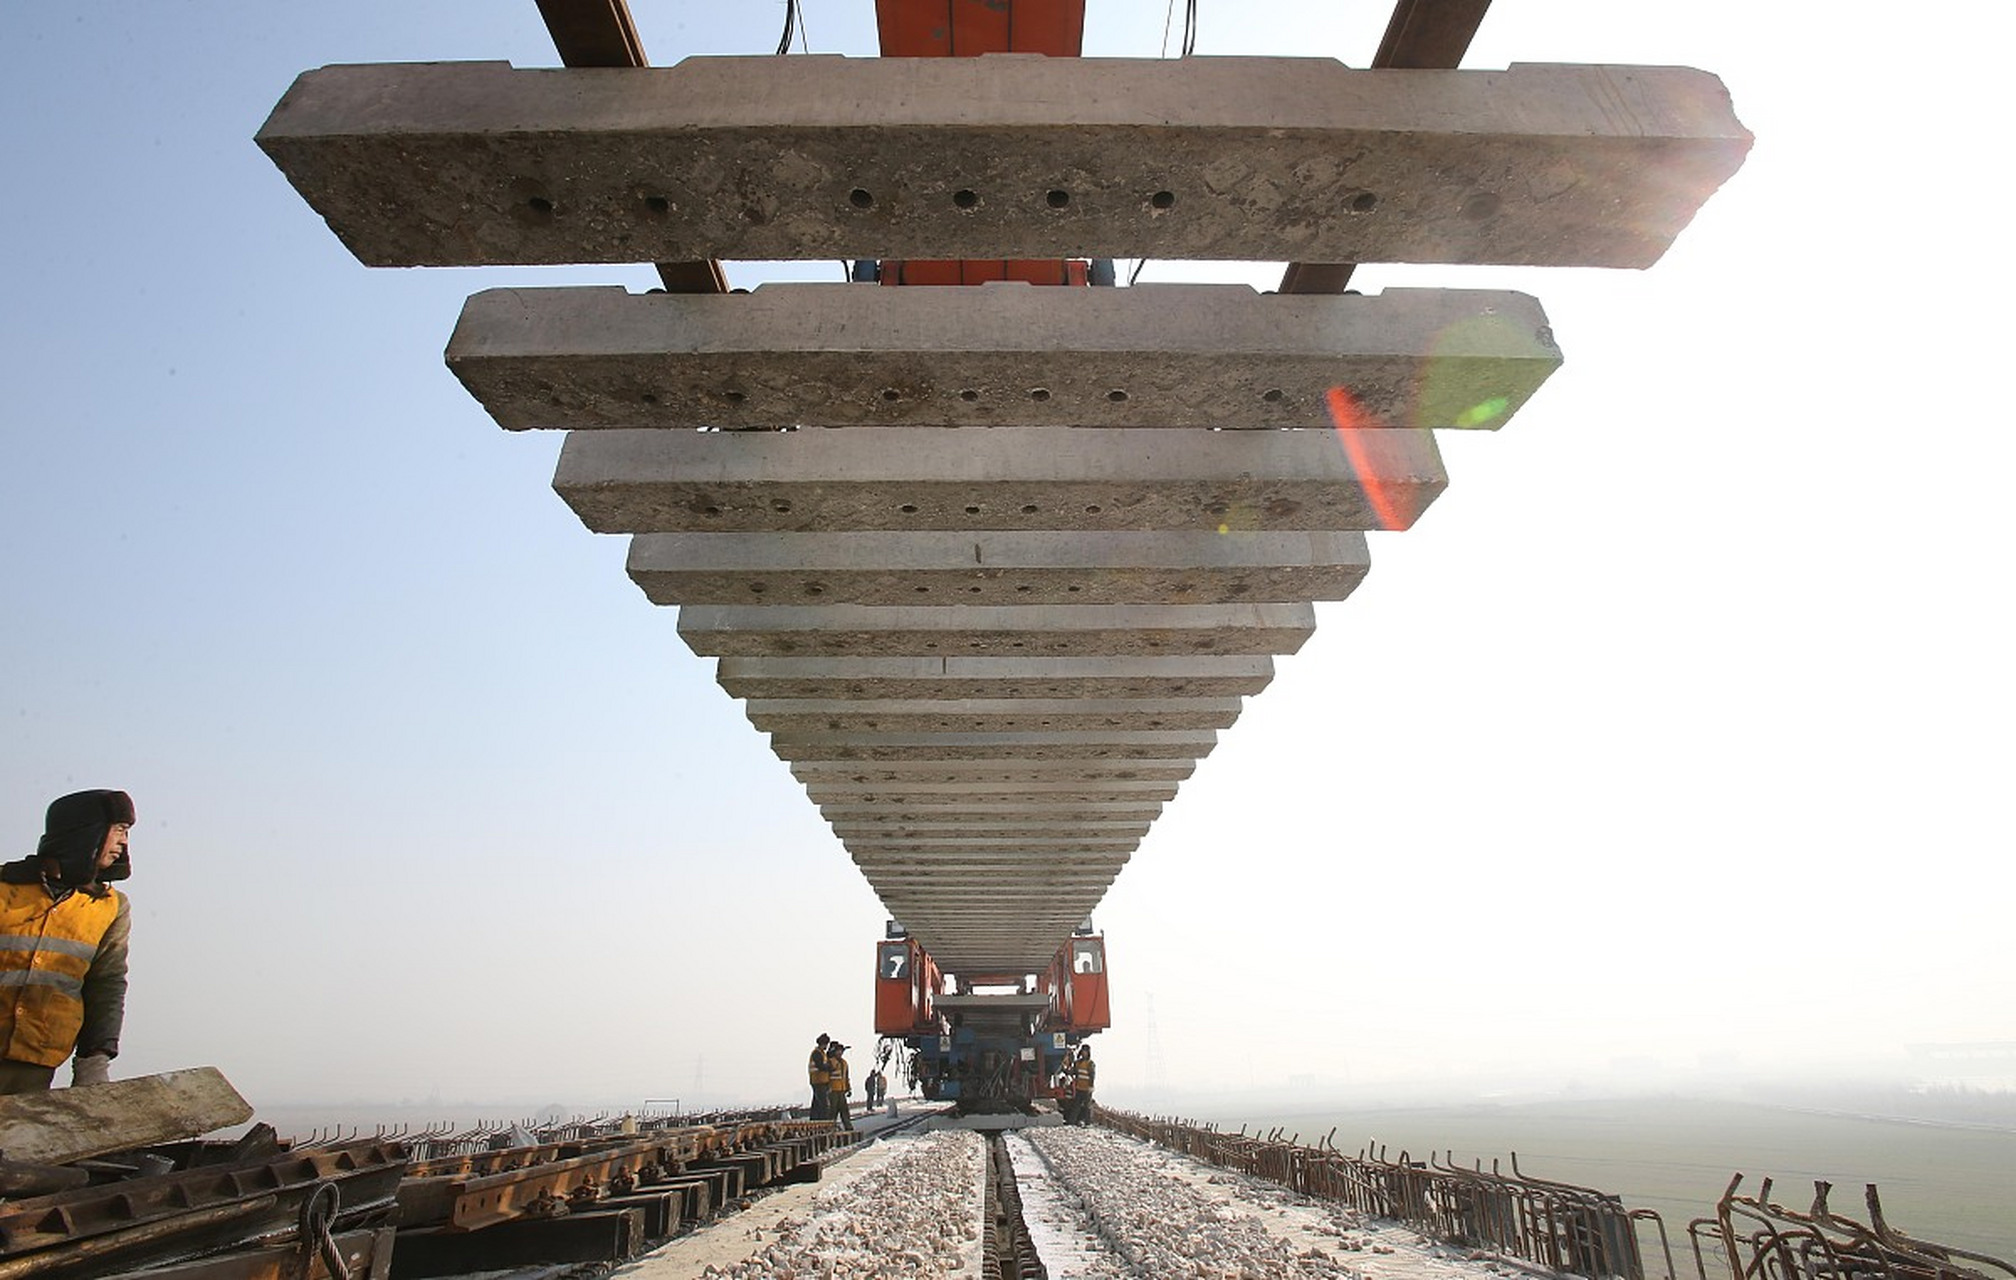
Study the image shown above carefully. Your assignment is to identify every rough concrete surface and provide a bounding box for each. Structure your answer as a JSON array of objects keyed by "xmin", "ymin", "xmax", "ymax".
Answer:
[
  {"xmin": 808, "ymin": 780, "xmax": 1178, "ymax": 800},
  {"xmin": 630, "ymin": 526, "xmax": 1371, "ymax": 606},
  {"xmin": 678, "ymin": 602, "xmax": 1316, "ymax": 658},
  {"xmin": 850, "ymin": 837, "xmax": 1139, "ymax": 855},
  {"xmin": 818, "ymin": 800, "xmax": 1165, "ymax": 818},
  {"xmin": 557, "ymin": 426, "xmax": 1446, "ymax": 534},
  {"xmin": 818, "ymin": 808, "xmax": 1169, "ymax": 826},
  {"xmin": 771, "ymin": 728, "xmax": 1216, "ymax": 762},
  {"xmin": 259, "ymin": 57, "xmax": 1750, "ymax": 267},
  {"xmin": 791, "ymin": 759, "xmax": 1195, "ymax": 784},
  {"xmin": 830, "ymin": 821, "xmax": 1152, "ymax": 839},
  {"xmin": 811, "ymin": 785, "xmax": 1174, "ymax": 802},
  {"xmin": 746, "ymin": 695, "xmax": 1242, "ymax": 733},
  {"xmin": 451, "ymin": 283, "xmax": 1557, "ymax": 430},
  {"xmin": 720, "ymin": 654, "xmax": 1274, "ymax": 700}
]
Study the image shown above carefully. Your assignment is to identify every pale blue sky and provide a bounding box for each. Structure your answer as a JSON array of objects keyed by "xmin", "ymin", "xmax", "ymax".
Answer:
[{"xmin": 3, "ymin": 1, "xmax": 2009, "ymax": 1111}]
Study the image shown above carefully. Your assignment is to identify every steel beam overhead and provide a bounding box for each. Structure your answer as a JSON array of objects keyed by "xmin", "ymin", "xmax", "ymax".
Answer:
[
  {"xmin": 258, "ymin": 57, "xmax": 1749, "ymax": 268},
  {"xmin": 557, "ymin": 427, "xmax": 1447, "ymax": 535},
  {"xmin": 532, "ymin": 0, "xmax": 725, "ymax": 294},
  {"xmin": 1282, "ymin": 0, "xmax": 1498, "ymax": 295},
  {"xmin": 450, "ymin": 284, "xmax": 1556, "ymax": 431},
  {"xmin": 631, "ymin": 528, "xmax": 1372, "ymax": 607},
  {"xmin": 722, "ymin": 655, "xmax": 1274, "ymax": 701}
]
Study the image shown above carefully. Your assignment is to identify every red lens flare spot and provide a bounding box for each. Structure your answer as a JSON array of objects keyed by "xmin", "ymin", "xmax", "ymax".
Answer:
[{"xmin": 1324, "ymin": 386, "xmax": 1411, "ymax": 531}]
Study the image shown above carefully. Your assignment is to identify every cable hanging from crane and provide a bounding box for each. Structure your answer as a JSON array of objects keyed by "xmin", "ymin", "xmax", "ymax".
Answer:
[
  {"xmin": 1161, "ymin": 0, "xmax": 1200, "ymax": 59},
  {"xmin": 1143, "ymin": 0, "xmax": 1204, "ymax": 286},
  {"xmin": 775, "ymin": 0, "xmax": 801, "ymax": 55}
]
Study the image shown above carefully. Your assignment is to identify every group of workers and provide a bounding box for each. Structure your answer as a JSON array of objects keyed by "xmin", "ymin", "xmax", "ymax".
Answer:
[
  {"xmin": 806, "ymin": 1032, "xmax": 857, "ymax": 1130},
  {"xmin": 1, "ymin": 790, "xmax": 136, "ymax": 1095},
  {"xmin": 807, "ymin": 1035, "xmax": 894, "ymax": 1130},
  {"xmin": 1057, "ymin": 1043, "xmax": 1096, "ymax": 1123}
]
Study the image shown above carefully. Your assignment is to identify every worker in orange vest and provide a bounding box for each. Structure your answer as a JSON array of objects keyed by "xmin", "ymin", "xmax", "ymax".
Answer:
[
  {"xmin": 807, "ymin": 1033, "xmax": 832, "ymax": 1120},
  {"xmin": 826, "ymin": 1042, "xmax": 854, "ymax": 1132},
  {"xmin": 0, "ymin": 790, "xmax": 135, "ymax": 1094},
  {"xmin": 1069, "ymin": 1045, "xmax": 1096, "ymax": 1125}
]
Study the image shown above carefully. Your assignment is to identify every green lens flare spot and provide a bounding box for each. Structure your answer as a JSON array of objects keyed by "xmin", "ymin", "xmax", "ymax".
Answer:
[{"xmin": 1454, "ymin": 396, "xmax": 1511, "ymax": 428}]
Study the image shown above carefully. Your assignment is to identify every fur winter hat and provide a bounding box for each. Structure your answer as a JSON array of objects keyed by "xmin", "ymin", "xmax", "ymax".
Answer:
[{"xmin": 37, "ymin": 789, "xmax": 134, "ymax": 887}]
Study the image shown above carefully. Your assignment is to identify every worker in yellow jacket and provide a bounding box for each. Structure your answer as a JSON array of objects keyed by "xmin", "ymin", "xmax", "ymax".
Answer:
[
  {"xmin": 826, "ymin": 1042, "xmax": 855, "ymax": 1131},
  {"xmin": 807, "ymin": 1033, "xmax": 833, "ymax": 1120},
  {"xmin": 0, "ymin": 790, "xmax": 135, "ymax": 1094},
  {"xmin": 1069, "ymin": 1045, "xmax": 1096, "ymax": 1125}
]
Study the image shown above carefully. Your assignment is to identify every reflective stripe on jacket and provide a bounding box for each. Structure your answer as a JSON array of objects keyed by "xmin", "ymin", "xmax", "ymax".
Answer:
[
  {"xmin": 0, "ymin": 882, "xmax": 124, "ymax": 1068},
  {"xmin": 809, "ymin": 1047, "xmax": 831, "ymax": 1086},
  {"xmin": 828, "ymin": 1055, "xmax": 850, "ymax": 1094}
]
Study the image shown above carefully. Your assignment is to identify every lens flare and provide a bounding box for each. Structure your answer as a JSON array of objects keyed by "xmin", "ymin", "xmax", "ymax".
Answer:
[
  {"xmin": 1454, "ymin": 396, "xmax": 1510, "ymax": 428},
  {"xmin": 1325, "ymin": 385, "xmax": 1411, "ymax": 532}
]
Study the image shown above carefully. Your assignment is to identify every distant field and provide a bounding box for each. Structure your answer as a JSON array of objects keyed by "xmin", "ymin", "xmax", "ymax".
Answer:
[{"xmin": 1218, "ymin": 1097, "xmax": 2016, "ymax": 1265}]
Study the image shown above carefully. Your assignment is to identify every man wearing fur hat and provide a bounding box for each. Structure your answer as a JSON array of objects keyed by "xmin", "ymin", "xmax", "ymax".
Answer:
[{"xmin": 0, "ymin": 790, "xmax": 135, "ymax": 1093}]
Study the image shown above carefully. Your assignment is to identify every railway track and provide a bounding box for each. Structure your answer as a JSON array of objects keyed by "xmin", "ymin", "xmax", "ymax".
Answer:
[{"xmin": 984, "ymin": 1132, "xmax": 1049, "ymax": 1280}]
